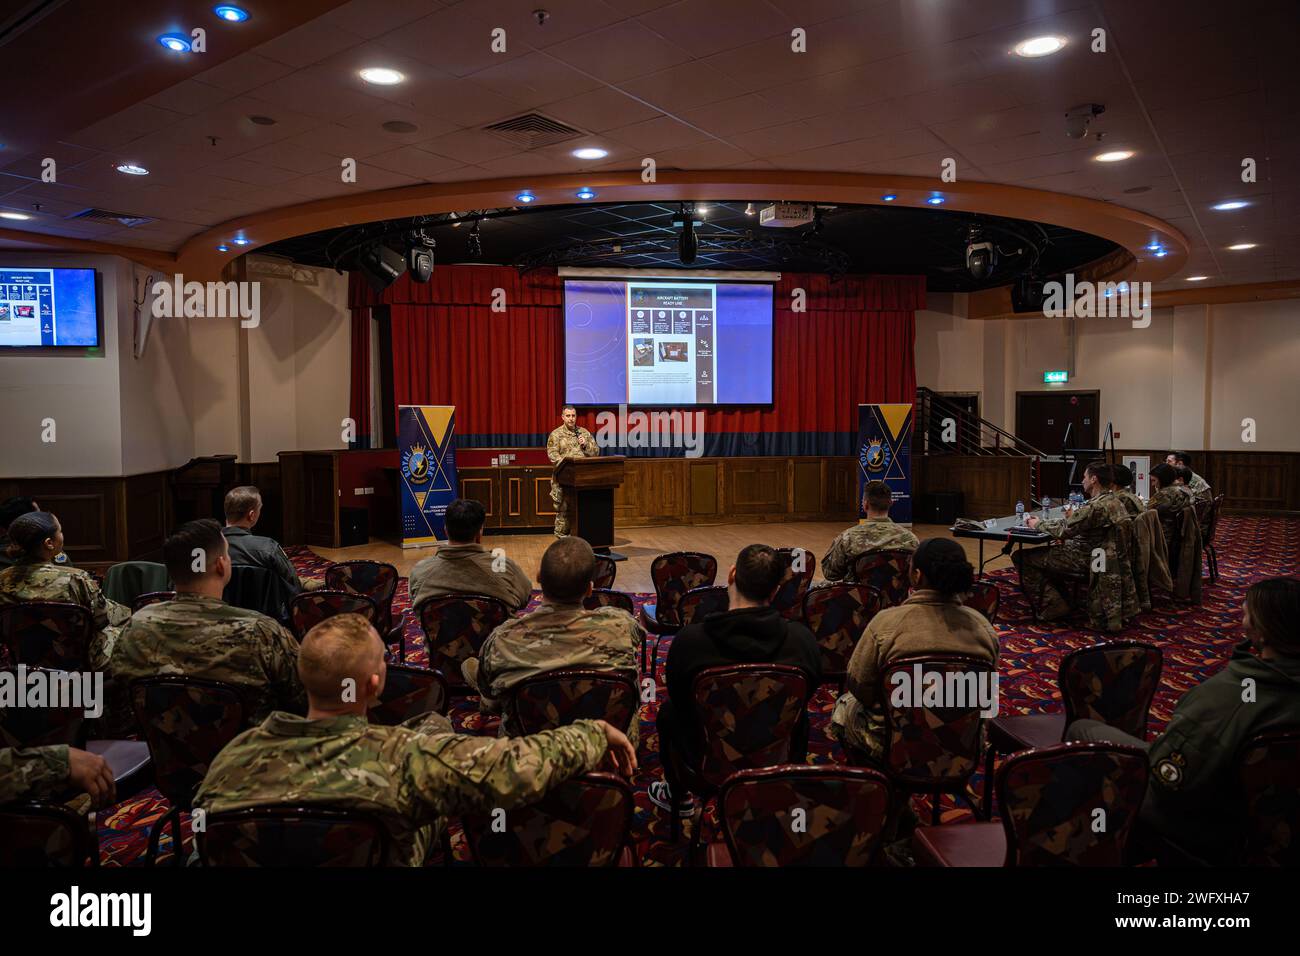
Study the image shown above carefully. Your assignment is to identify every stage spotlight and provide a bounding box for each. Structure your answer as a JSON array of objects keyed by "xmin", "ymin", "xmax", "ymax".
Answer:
[
  {"xmin": 745, "ymin": 202, "xmax": 755, "ymax": 216},
  {"xmin": 404, "ymin": 229, "xmax": 436, "ymax": 282},
  {"xmin": 358, "ymin": 241, "xmax": 407, "ymax": 293},
  {"xmin": 965, "ymin": 225, "xmax": 997, "ymax": 281},
  {"xmin": 675, "ymin": 205, "xmax": 698, "ymax": 265}
]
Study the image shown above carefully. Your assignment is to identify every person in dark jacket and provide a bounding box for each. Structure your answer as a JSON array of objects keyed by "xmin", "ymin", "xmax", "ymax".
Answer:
[
  {"xmin": 648, "ymin": 543, "xmax": 821, "ymax": 815},
  {"xmin": 1069, "ymin": 576, "xmax": 1300, "ymax": 864}
]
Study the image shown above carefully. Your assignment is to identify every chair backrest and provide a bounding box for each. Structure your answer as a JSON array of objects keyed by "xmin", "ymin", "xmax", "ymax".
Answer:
[
  {"xmin": 289, "ymin": 589, "xmax": 379, "ymax": 641},
  {"xmin": 324, "ymin": 561, "xmax": 400, "ymax": 630},
  {"xmin": 417, "ymin": 594, "xmax": 511, "ymax": 690},
  {"xmin": 850, "ymin": 549, "xmax": 913, "ymax": 607},
  {"xmin": 996, "ymin": 742, "xmax": 1148, "ymax": 866},
  {"xmin": 962, "ymin": 581, "xmax": 1000, "ymax": 623},
  {"xmin": 0, "ymin": 802, "xmax": 97, "ymax": 867},
  {"xmin": 583, "ymin": 588, "xmax": 634, "ymax": 615},
  {"xmin": 103, "ymin": 560, "xmax": 170, "ymax": 608},
  {"xmin": 718, "ymin": 764, "xmax": 893, "ymax": 867},
  {"xmin": 132, "ymin": 590, "xmax": 176, "ymax": 612},
  {"xmin": 591, "ymin": 556, "xmax": 617, "ymax": 591},
  {"xmin": 1059, "ymin": 641, "xmax": 1162, "ymax": 739},
  {"xmin": 512, "ymin": 668, "xmax": 639, "ymax": 736},
  {"xmin": 131, "ymin": 675, "xmax": 246, "ymax": 809},
  {"xmin": 678, "ymin": 585, "xmax": 730, "ymax": 627},
  {"xmin": 691, "ymin": 664, "xmax": 810, "ymax": 789},
  {"xmin": 0, "ymin": 666, "xmax": 86, "ymax": 749},
  {"xmin": 367, "ymin": 664, "xmax": 450, "ymax": 725},
  {"xmin": 199, "ymin": 805, "xmax": 388, "ymax": 867},
  {"xmin": 463, "ymin": 772, "xmax": 633, "ymax": 866},
  {"xmin": 801, "ymin": 583, "xmax": 882, "ymax": 682},
  {"xmin": 0, "ymin": 601, "xmax": 94, "ymax": 672},
  {"xmin": 649, "ymin": 551, "xmax": 718, "ymax": 627},
  {"xmin": 223, "ymin": 565, "xmax": 282, "ymax": 619},
  {"xmin": 880, "ymin": 654, "xmax": 994, "ymax": 792},
  {"xmin": 1237, "ymin": 727, "xmax": 1300, "ymax": 866},
  {"xmin": 771, "ymin": 547, "xmax": 816, "ymax": 621},
  {"xmin": 1203, "ymin": 494, "xmax": 1226, "ymax": 545}
]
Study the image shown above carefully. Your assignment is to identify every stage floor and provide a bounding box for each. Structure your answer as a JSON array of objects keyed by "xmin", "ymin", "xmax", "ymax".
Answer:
[{"xmin": 313, "ymin": 521, "xmax": 1013, "ymax": 593}]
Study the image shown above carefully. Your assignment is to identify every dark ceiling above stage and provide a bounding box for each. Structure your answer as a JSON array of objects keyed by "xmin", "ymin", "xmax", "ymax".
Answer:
[{"xmin": 260, "ymin": 201, "xmax": 1119, "ymax": 293}]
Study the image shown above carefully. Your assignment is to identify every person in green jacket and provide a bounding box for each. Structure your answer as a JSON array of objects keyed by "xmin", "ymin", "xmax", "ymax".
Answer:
[{"xmin": 1068, "ymin": 576, "xmax": 1300, "ymax": 864}]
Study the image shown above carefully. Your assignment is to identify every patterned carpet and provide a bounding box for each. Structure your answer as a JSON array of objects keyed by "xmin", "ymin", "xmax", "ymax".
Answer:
[{"xmin": 94, "ymin": 516, "xmax": 1298, "ymax": 866}]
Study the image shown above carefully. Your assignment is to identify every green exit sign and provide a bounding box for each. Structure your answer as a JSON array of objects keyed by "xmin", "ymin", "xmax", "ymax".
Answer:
[{"xmin": 1044, "ymin": 370, "xmax": 1070, "ymax": 384}]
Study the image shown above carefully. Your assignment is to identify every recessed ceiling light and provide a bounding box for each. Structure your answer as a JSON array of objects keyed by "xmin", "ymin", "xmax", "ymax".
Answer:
[
  {"xmin": 217, "ymin": 244, "xmax": 230, "ymax": 252},
  {"xmin": 1212, "ymin": 200, "xmax": 1249, "ymax": 211},
  {"xmin": 0, "ymin": 211, "xmax": 31, "ymax": 221},
  {"xmin": 382, "ymin": 120, "xmax": 418, "ymax": 133},
  {"xmin": 1094, "ymin": 150, "xmax": 1134, "ymax": 163},
  {"xmin": 214, "ymin": 5, "xmax": 250, "ymax": 21},
  {"xmin": 881, "ymin": 194, "xmax": 897, "ymax": 202},
  {"xmin": 575, "ymin": 187, "xmax": 597, "ymax": 200},
  {"xmin": 926, "ymin": 195, "xmax": 945, "ymax": 205},
  {"xmin": 1186, "ymin": 275, "xmax": 1208, "ymax": 281},
  {"xmin": 115, "ymin": 163, "xmax": 149, "ymax": 176},
  {"xmin": 1152, "ymin": 249, "xmax": 1169, "ymax": 258},
  {"xmin": 572, "ymin": 147, "xmax": 608, "ymax": 160},
  {"xmin": 359, "ymin": 67, "xmax": 404, "ymax": 86},
  {"xmin": 1227, "ymin": 242, "xmax": 1256, "ymax": 251},
  {"xmin": 248, "ymin": 115, "xmax": 277, "ymax": 126},
  {"xmin": 516, "ymin": 191, "xmax": 535, "ymax": 204},
  {"xmin": 1014, "ymin": 36, "xmax": 1067, "ymax": 58},
  {"xmin": 231, "ymin": 237, "xmax": 251, "ymax": 246},
  {"xmin": 158, "ymin": 33, "xmax": 192, "ymax": 52}
]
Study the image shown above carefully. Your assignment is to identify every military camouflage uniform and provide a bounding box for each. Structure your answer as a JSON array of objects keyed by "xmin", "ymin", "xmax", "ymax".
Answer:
[
  {"xmin": 463, "ymin": 601, "xmax": 643, "ymax": 742},
  {"xmin": 409, "ymin": 544, "xmax": 532, "ymax": 613},
  {"xmin": 0, "ymin": 745, "xmax": 69, "ymax": 804},
  {"xmin": 820, "ymin": 517, "xmax": 919, "ymax": 582},
  {"xmin": 0, "ymin": 559, "xmax": 130, "ymax": 670},
  {"xmin": 110, "ymin": 594, "xmax": 305, "ymax": 728},
  {"xmin": 1150, "ymin": 485, "xmax": 1194, "ymax": 549},
  {"xmin": 1115, "ymin": 490, "xmax": 1145, "ymax": 516},
  {"xmin": 1012, "ymin": 491, "xmax": 1129, "ymax": 628},
  {"xmin": 194, "ymin": 711, "xmax": 608, "ymax": 866},
  {"xmin": 546, "ymin": 425, "xmax": 600, "ymax": 537},
  {"xmin": 1185, "ymin": 471, "xmax": 1212, "ymax": 506}
]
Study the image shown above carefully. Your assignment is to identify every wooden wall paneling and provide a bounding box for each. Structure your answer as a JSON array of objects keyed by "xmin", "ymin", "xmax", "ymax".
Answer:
[
  {"xmin": 919, "ymin": 455, "xmax": 1030, "ymax": 519},
  {"xmin": 303, "ymin": 453, "xmax": 340, "ymax": 548},
  {"xmin": 792, "ymin": 459, "xmax": 821, "ymax": 514},
  {"xmin": 458, "ymin": 469, "xmax": 498, "ymax": 527},
  {"xmin": 825, "ymin": 458, "xmax": 858, "ymax": 515},
  {"xmin": 241, "ymin": 462, "xmax": 284, "ymax": 543},
  {"xmin": 124, "ymin": 472, "xmax": 168, "ymax": 560},
  {"xmin": 727, "ymin": 458, "xmax": 788, "ymax": 518},
  {"xmin": 689, "ymin": 461, "xmax": 718, "ymax": 516},
  {"xmin": 278, "ymin": 453, "xmax": 305, "ymax": 545}
]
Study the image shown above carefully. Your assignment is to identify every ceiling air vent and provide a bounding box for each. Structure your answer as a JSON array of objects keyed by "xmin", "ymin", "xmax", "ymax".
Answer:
[
  {"xmin": 481, "ymin": 113, "xmax": 583, "ymax": 150},
  {"xmin": 68, "ymin": 207, "xmax": 155, "ymax": 228}
]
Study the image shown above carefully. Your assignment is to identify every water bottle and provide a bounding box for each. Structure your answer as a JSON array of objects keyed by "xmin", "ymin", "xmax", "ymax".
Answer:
[
  {"xmin": 1015, "ymin": 500, "xmax": 1025, "ymax": 526},
  {"xmin": 1042, "ymin": 496, "xmax": 1052, "ymax": 518}
]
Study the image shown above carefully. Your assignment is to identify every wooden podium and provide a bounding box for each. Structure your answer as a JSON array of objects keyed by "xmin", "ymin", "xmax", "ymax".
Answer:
[{"xmin": 554, "ymin": 455, "xmax": 626, "ymax": 558}]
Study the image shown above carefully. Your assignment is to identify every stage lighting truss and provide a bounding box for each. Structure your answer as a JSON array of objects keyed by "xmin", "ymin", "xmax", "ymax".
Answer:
[{"xmin": 515, "ymin": 229, "xmax": 852, "ymax": 275}]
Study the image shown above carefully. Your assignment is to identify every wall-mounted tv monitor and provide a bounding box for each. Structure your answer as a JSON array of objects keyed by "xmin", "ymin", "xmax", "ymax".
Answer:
[
  {"xmin": 0, "ymin": 267, "xmax": 100, "ymax": 348},
  {"xmin": 564, "ymin": 276, "xmax": 774, "ymax": 406}
]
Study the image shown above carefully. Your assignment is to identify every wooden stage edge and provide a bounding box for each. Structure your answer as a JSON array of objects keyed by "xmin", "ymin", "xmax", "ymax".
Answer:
[{"xmin": 310, "ymin": 520, "xmax": 1012, "ymax": 596}]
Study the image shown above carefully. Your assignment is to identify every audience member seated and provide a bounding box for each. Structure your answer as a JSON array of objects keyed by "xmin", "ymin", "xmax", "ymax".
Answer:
[
  {"xmin": 0, "ymin": 497, "xmax": 39, "ymax": 570},
  {"xmin": 110, "ymin": 519, "xmax": 305, "ymax": 727},
  {"xmin": 1148, "ymin": 463, "xmax": 1199, "ymax": 589},
  {"xmin": 222, "ymin": 486, "xmax": 316, "ymax": 613},
  {"xmin": 194, "ymin": 613, "xmax": 636, "ymax": 866},
  {"xmin": 0, "ymin": 745, "xmax": 116, "ymax": 809},
  {"xmin": 1166, "ymin": 451, "xmax": 1211, "ymax": 504},
  {"xmin": 409, "ymin": 498, "xmax": 532, "ymax": 613},
  {"xmin": 461, "ymin": 536, "xmax": 642, "ymax": 741},
  {"xmin": 1011, "ymin": 461, "xmax": 1128, "ymax": 626},
  {"xmin": 0, "ymin": 512, "xmax": 130, "ymax": 670},
  {"xmin": 650, "ymin": 544, "xmax": 821, "ymax": 816},
  {"xmin": 821, "ymin": 480, "xmax": 919, "ymax": 582},
  {"xmin": 829, "ymin": 538, "xmax": 997, "ymax": 763},
  {"xmin": 1110, "ymin": 463, "xmax": 1144, "ymax": 516},
  {"xmin": 1067, "ymin": 577, "xmax": 1300, "ymax": 864}
]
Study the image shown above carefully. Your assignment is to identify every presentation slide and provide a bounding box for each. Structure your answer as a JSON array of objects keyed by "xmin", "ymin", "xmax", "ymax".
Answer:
[
  {"xmin": 564, "ymin": 278, "xmax": 773, "ymax": 406},
  {"xmin": 0, "ymin": 267, "xmax": 98, "ymax": 348}
]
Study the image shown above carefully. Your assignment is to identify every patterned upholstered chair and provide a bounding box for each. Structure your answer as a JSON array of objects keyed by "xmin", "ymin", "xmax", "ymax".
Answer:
[
  {"xmin": 462, "ymin": 772, "xmax": 635, "ymax": 866},
  {"xmin": 770, "ymin": 547, "xmax": 816, "ymax": 622},
  {"xmin": 583, "ymin": 589, "xmax": 635, "ymax": 615},
  {"xmin": 962, "ymin": 580, "xmax": 1000, "ymax": 624},
  {"xmin": 664, "ymin": 664, "xmax": 811, "ymax": 852},
  {"xmin": 0, "ymin": 802, "xmax": 99, "ymax": 867},
  {"xmin": 711, "ymin": 764, "xmax": 894, "ymax": 867},
  {"xmin": 849, "ymin": 550, "xmax": 913, "ymax": 607},
  {"xmin": 223, "ymin": 565, "xmax": 283, "ymax": 620},
  {"xmin": 288, "ymin": 590, "xmax": 379, "ymax": 641},
  {"xmin": 199, "ymin": 806, "xmax": 388, "ymax": 867},
  {"xmin": 1238, "ymin": 728, "xmax": 1300, "ymax": 866},
  {"xmin": 914, "ymin": 742, "xmax": 1149, "ymax": 866},
  {"xmin": 801, "ymin": 583, "xmax": 882, "ymax": 688},
  {"xmin": 512, "ymin": 668, "xmax": 639, "ymax": 736},
  {"xmin": 1202, "ymin": 494, "xmax": 1226, "ymax": 584},
  {"xmin": 0, "ymin": 666, "xmax": 85, "ymax": 749},
  {"xmin": 677, "ymin": 585, "xmax": 730, "ymax": 627},
  {"xmin": 367, "ymin": 664, "xmax": 450, "ymax": 725},
  {"xmin": 131, "ymin": 676, "xmax": 246, "ymax": 866},
  {"xmin": 983, "ymin": 641, "xmax": 1161, "ymax": 817},
  {"xmin": 417, "ymin": 594, "xmax": 510, "ymax": 693},
  {"xmin": 132, "ymin": 590, "xmax": 176, "ymax": 612},
  {"xmin": 324, "ymin": 561, "xmax": 407, "ymax": 660},
  {"xmin": 591, "ymin": 555, "xmax": 617, "ymax": 591},
  {"xmin": 872, "ymin": 654, "xmax": 994, "ymax": 826},
  {"xmin": 0, "ymin": 601, "xmax": 94, "ymax": 671},
  {"xmin": 639, "ymin": 551, "xmax": 718, "ymax": 670}
]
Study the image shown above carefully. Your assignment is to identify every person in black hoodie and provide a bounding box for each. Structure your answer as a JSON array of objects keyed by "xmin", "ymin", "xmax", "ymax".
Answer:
[{"xmin": 648, "ymin": 543, "xmax": 821, "ymax": 816}]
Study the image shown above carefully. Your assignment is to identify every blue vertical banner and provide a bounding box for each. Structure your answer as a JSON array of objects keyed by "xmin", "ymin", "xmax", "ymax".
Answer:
[
  {"xmin": 398, "ymin": 405, "xmax": 458, "ymax": 547},
  {"xmin": 857, "ymin": 403, "xmax": 913, "ymax": 524}
]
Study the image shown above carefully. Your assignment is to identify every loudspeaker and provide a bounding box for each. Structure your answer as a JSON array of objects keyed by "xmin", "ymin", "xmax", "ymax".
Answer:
[{"xmin": 340, "ymin": 507, "xmax": 369, "ymax": 547}]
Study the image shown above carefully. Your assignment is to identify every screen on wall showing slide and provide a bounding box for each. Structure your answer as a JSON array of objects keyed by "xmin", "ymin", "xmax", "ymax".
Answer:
[
  {"xmin": 564, "ymin": 277, "xmax": 773, "ymax": 406},
  {"xmin": 0, "ymin": 267, "xmax": 99, "ymax": 348}
]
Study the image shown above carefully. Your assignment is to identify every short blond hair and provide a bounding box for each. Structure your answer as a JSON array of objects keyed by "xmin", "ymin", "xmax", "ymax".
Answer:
[
  {"xmin": 224, "ymin": 485, "xmax": 262, "ymax": 522},
  {"xmin": 298, "ymin": 614, "xmax": 382, "ymax": 702}
]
